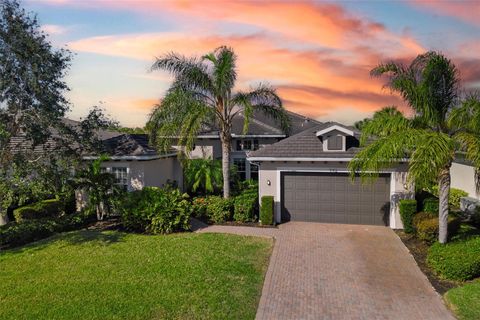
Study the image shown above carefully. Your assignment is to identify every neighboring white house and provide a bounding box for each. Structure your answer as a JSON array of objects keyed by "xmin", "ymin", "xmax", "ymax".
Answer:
[{"xmin": 451, "ymin": 160, "xmax": 479, "ymax": 200}]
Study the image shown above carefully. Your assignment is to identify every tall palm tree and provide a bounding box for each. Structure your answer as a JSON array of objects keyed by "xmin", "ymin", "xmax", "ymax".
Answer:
[
  {"xmin": 148, "ymin": 46, "xmax": 291, "ymax": 198},
  {"xmin": 349, "ymin": 51, "xmax": 480, "ymax": 243}
]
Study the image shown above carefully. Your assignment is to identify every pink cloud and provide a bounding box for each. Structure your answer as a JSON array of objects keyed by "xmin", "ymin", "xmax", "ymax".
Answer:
[{"xmin": 410, "ymin": 0, "xmax": 480, "ymax": 26}]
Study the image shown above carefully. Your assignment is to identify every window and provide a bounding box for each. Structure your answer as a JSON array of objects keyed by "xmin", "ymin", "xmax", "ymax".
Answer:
[
  {"xmin": 111, "ymin": 167, "xmax": 128, "ymax": 191},
  {"xmin": 327, "ymin": 135, "xmax": 343, "ymax": 151},
  {"xmin": 236, "ymin": 139, "xmax": 260, "ymax": 151},
  {"xmin": 233, "ymin": 158, "xmax": 246, "ymax": 180}
]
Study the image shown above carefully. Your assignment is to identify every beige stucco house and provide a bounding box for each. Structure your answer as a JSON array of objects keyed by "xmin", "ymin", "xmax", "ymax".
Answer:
[{"xmin": 247, "ymin": 122, "xmax": 413, "ymax": 229}]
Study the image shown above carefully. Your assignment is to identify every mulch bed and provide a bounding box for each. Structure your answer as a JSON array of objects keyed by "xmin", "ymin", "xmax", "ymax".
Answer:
[
  {"xmin": 87, "ymin": 218, "xmax": 123, "ymax": 231},
  {"xmin": 395, "ymin": 230, "xmax": 459, "ymax": 295}
]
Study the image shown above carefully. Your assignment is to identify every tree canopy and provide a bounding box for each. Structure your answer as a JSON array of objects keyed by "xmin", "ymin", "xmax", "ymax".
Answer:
[
  {"xmin": 349, "ymin": 51, "xmax": 480, "ymax": 243},
  {"xmin": 149, "ymin": 46, "xmax": 290, "ymax": 197}
]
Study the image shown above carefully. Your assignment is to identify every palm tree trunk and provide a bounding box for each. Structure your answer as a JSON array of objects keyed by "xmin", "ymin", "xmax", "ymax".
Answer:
[
  {"xmin": 438, "ymin": 167, "xmax": 451, "ymax": 244},
  {"xmin": 0, "ymin": 212, "xmax": 9, "ymax": 226},
  {"xmin": 220, "ymin": 136, "xmax": 231, "ymax": 199},
  {"xmin": 96, "ymin": 203, "xmax": 102, "ymax": 221}
]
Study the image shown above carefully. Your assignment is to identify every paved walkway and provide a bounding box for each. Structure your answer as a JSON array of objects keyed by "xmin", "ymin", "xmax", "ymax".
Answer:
[{"xmin": 197, "ymin": 222, "xmax": 454, "ymax": 320}]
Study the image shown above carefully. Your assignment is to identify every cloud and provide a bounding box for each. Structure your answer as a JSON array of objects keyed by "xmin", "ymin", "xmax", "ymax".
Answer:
[
  {"xmin": 47, "ymin": 0, "xmax": 477, "ymax": 126},
  {"xmin": 410, "ymin": 0, "xmax": 480, "ymax": 26},
  {"xmin": 68, "ymin": 29, "xmax": 418, "ymax": 124},
  {"xmin": 40, "ymin": 24, "xmax": 68, "ymax": 35}
]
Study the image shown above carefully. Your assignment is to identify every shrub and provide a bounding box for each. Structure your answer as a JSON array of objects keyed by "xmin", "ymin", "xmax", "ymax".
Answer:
[
  {"xmin": 423, "ymin": 198, "xmax": 439, "ymax": 214},
  {"xmin": 204, "ymin": 196, "xmax": 233, "ymax": 224},
  {"xmin": 13, "ymin": 199, "xmax": 64, "ymax": 222},
  {"xmin": 399, "ymin": 199, "xmax": 417, "ymax": 233},
  {"xmin": 426, "ymin": 186, "xmax": 468, "ymax": 208},
  {"xmin": 260, "ymin": 196, "xmax": 274, "ymax": 225},
  {"xmin": 412, "ymin": 211, "xmax": 436, "ymax": 231},
  {"xmin": 428, "ymin": 236, "xmax": 480, "ymax": 281},
  {"xmin": 191, "ymin": 197, "xmax": 209, "ymax": 219},
  {"xmin": 416, "ymin": 216, "xmax": 461, "ymax": 243},
  {"xmin": 0, "ymin": 213, "xmax": 94, "ymax": 248},
  {"xmin": 120, "ymin": 187, "xmax": 192, "ymax": 234},
  {"xmin": 472, "ymin": 206, "xmax": 480, "ymax": 228},
  {"xmin": 233, "ymin": 191, "xmax": 258, "ymax": 223},
  {"xmin": 449, "ymin": 188, "xmax": 469, "ymax": 208}
]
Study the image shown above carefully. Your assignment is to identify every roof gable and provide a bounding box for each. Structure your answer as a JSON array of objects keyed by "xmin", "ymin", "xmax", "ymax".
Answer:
[{"xmin": 315, "ymin": 124, "xmax": 354, "ymax": 137}]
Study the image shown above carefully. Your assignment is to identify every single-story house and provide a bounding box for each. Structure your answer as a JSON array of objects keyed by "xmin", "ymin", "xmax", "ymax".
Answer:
[
  {"xmin": 84, "ymin": 133, "xmax": 182, "ymax": 191},
  {"xmin": 247, "ymin": 122, "xmax": 411, "ymax": 229},
  {"xmin": 77, "ymin": 111, "xmax": 477, "ymax": 229}
]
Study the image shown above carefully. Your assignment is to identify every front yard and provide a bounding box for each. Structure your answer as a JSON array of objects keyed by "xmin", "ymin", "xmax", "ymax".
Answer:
[{"xmin": 0, "ymin": 230, "xmax": 272, "ymax": 320}]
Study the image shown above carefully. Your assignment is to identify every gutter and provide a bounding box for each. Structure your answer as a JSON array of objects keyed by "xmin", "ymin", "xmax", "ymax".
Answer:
[{"xmin": 82, "ymin": 153, "xmax": 177, "ymax": 161}]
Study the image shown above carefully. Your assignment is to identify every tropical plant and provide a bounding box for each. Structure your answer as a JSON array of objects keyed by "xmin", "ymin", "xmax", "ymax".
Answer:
[
  {"xmin": 120, "ymin": 186, "xmax": 191, "ymax": 234},
  {"xmin": 74, "ymin": 155, "xmax": 120, "ymax": 220},
  {"xmin": 148, "ymin": 46, "xmax": 291, "ymax": 198},
  {"xmin": 184, "ymin": 158, "xmax": 223, "ymax": 195},
  {"xmin": 349, "ymin": 51, "xmax": 480, "ymax": 243}
]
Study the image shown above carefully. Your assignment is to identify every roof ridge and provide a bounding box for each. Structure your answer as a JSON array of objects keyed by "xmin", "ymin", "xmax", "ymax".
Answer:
[{"xmin": 286, "ymin": 109, "xmax": 320, "ymax": 122}]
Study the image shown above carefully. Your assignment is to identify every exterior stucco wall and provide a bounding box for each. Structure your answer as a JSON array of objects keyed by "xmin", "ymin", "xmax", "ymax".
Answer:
[
  {"xmin": 254, "ymin": 161, "xmax": 410, "ymax": 229},
  {"xmin": 189, "ymin": 139, "xmax": 222, "ymax": 159},
  {"xmin": 451, "ymin": 162, "xmax": 479, "ymax": 200},
  {"xmin": 101, "ymin": 157, "xmax": 182, "ymax": 191}
]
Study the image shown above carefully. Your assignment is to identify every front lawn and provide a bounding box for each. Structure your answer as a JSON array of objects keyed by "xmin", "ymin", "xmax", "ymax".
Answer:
[
  {"xmin": 445, "ymin": 280, "xmax": 480, "ymax": 320},
  {"xmin": 0, "ymin": 230, "xmax": 272, "ymax": 319}
]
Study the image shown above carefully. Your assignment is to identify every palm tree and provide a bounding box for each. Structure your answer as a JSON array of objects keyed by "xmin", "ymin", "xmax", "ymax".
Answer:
[
  {"xmin": 75, "ymin": 155, "xmax": 119, "ymax": 220},
  {"xmin": 184, "ymin": 158, "xmax": 223, "ymax": 195},
  {"xmin": 148, "ymin": 46, "xmax": 291, "ymax": 198},
  {"xmin": 349, "ymin": 51, "xmax": 480, "ymax": 243}
]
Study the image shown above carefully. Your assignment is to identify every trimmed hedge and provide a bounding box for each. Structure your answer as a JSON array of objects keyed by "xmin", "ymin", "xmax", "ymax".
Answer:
[
  {"xmin": 120, "ymin": 187, "xmax": 192, "ymax": 234},
  {"xmin": 399, "ymin": 199, "xmax": 417, "ymax": 233},
  {"xmin": 0, "ymin": 214, "xmax": 94, "ymax": 248},
  {"xmin": 416, "ymin": 216, "xmax": 461, "ymax": 243},
  {"xmin": 428, "ymin": 236, "xmax": 480, "ymax": 281},
  {"xmin": 260, "ymin": 196, "xmax": 274, "ymax": 225},
  {"xmin": 13, "ymin": 199, "xmax": 64, "ymax": 222},
  {"xmin": 423, "ymin": 198, "xmax": 439, "ymax": 214}
]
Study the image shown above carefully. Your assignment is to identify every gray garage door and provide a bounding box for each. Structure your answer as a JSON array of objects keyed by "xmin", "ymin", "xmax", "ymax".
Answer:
[{"xmin": 281, "ymin": 172, "xmax": 390, "ymax": 226}]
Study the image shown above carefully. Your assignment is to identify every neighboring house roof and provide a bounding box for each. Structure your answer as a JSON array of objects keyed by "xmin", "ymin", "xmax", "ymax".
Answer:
[
  {"xmin": 247, "ymin": 122, "xmax": 361, "ymax": 160},
  {"xmin": 197, "ymin": 110, "xmax": 322, "ymax": 138},
  {"xmin": 84, "ymin": 134, "xmax": 175, "ymax": 160}
]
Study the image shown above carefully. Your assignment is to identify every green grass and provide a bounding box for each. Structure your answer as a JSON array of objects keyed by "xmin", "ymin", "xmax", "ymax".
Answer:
[
  {"xmin": 445, "ymin": 280, "xmax": 480, "ymax": 320},
  {"xmin": 0, "ymin": 230, "xmax": 272, "ymax": 320}
]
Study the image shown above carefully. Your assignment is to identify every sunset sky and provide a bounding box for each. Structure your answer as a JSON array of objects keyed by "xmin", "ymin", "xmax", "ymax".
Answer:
[{"xmin": 25, "ymin": 0, "xmax": 480, "ymax": 127}]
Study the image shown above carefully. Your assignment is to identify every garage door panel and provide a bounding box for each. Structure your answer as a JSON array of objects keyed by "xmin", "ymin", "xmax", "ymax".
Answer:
[{"xmin": 281, "ymin": 172, "xmax": 390, "ymax": 226}]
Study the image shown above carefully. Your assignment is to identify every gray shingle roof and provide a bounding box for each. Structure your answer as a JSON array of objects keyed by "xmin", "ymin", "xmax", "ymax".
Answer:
[
  {"xmin": 198, "ymin": 110, "xmax": 322, "ymax": 137},
  {"xmin": 101, "ymin": 134, "xmax": 158, "ymax": 157},
  {"xmin": 248, "ymin": 122, "xmax": 361, "ymax": 158}
]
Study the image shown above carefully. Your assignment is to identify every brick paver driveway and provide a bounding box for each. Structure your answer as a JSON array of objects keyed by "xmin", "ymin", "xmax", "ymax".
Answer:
[{"xmin": 198, "ymin": 222, "xmax": 454, "ymax": 320}]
